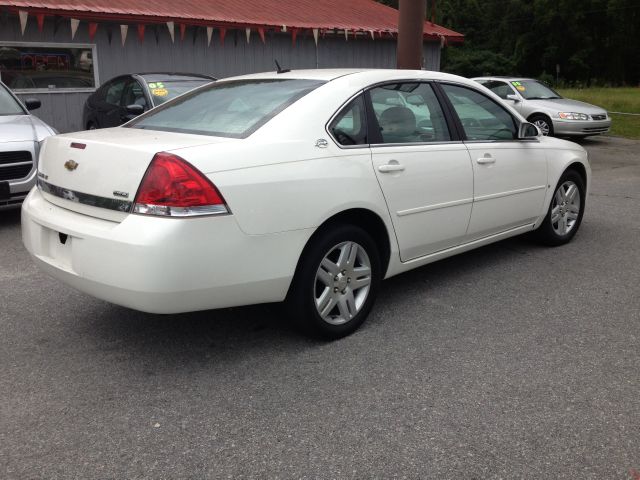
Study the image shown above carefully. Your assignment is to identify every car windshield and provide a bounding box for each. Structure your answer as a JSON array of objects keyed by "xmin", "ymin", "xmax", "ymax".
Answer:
[
  {"xmin": 0, "ymin": 83, "xmax": 24, "ymax": 115},
  {"xmin": 130, "ymin": 79, "xmax": 325, "ymax": 138},
  {"xmin": 145, "ymin": 79, "xmax": 213, "ymax": 106},
  {"xmin": 512, "ymin": 80, "xmax": 562, "ymax": 100}
]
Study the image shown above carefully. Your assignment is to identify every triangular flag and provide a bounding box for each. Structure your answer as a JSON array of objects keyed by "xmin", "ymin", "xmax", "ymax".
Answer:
[
  {"xmin": 120, "ymin": 24, "xmax": 128, "ymax": 46},
  {"xmin": 166, "ymin": 21, "xmax": 175, "ymax": 43},
  {"xmin": 18, "ymin": 10, "xmax": 28, "ymax": 35},
  {"xmin": 312, "ymin": 28, "xmax": 319, "ymax": 46},
  {"xmin": 70, "ymin": 18, "xmax": 80, "ymax": 39},
  {"xmin": 88, "ymin": 22, "xmax": 98, "ymax": 41},
  {"xmin": 219, "ymin": 28, "xmax": 226, "ymax": 46},
  {"xmin": 281, "ymin": 25, "xmax": 287, "ymax": 33},
  {"xmin": 179, "ymin": 24, "xmax": 186, "ymax": 41},
  {"xmin": 206, "ymin": 26, "xmax": 213, "ymax": 46},
  {"xmin": 258, "ymin": 27, "xmax": 265, "ymax": 44},
  {"xmin": 137, "ymin": 24, "xmax": 145, "ymax": 43},
  {"xmin": 291, "ymin": 27, "xmax": 298, "ymax": 46},
  {"xmin": 36, "ymin": 14, "xmax": 45, "ymax": 32},
  {"xmin": 370, "ymin": 30, "xmax": 375, "ymax": 40},
  {"xmin": 245, "ymin": 28, "xmax": 251, "ymax": 44},
  {"xmin": 344, "ymin": 29, "xmax": 349, "ymax": 41}
]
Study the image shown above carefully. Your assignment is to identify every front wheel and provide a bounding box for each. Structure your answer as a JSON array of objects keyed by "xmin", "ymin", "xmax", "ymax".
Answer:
[
  {"xmin": 530, "ymin": 114, "xmax": 554, "ymax": 136},
  {"xmin": 286, "ymin": 224, "xmax": 381, "ymax": 339},
  {"xmin": 535, "ymin": 170, "xmax": 585, "ymax": 246}
]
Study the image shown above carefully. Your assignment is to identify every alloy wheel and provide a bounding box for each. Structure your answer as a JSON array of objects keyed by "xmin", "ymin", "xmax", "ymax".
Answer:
[
  {"xmin": 314, "ymin": 241, "xmax": 372, "ymax": 325},
  {"xmin": 551, "ymin": 180, "xmax": 581, "ymax": 235},
  {"xmin": 534, "ymin": 119, "xmax": 551, "ymax": 136}
]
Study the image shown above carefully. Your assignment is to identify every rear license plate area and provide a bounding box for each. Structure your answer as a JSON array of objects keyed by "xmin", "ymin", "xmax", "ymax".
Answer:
[{"xmin": 43, "ymin": 226, "xmax": 73, "ymax": 271}]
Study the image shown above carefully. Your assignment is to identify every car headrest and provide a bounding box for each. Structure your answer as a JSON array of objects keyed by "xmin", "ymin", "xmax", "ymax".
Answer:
[{"xmin": 379, "ymin": 106, "xmax": 416, "ymax": 137}]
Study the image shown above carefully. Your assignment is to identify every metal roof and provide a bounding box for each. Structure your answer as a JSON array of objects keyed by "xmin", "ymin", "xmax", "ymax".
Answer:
[{"xmin": 0, "ymin": 0, "xmax": 464, "ymax": 42}]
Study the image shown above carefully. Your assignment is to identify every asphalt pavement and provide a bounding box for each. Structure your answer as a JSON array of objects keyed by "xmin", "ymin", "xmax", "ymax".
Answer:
[{"xmin": 1, "ymin": 136, "xmax": 639, "ymax": 479}]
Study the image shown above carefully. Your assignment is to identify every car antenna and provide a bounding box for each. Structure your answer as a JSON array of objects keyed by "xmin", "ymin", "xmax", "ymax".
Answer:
[{"xmin": 275, "ymin": 60, "xmax": 290, "ymax": 74}]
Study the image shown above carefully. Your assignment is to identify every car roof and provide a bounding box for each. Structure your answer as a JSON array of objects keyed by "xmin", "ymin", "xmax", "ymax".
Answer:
[
  {"xmin": 472, "ymin": 76, "xmax": 536, "ymax": 82},
  {"xmin": 220, "ymin": 68, "xmax": 476, "ymax": 87},
  {"xmin": 136, "ymin": 73, "xmax": 216, "ymax": 82}
]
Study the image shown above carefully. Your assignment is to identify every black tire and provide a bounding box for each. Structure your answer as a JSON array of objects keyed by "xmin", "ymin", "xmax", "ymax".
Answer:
[
  {"xmin": 87, "ymin": 122, "xmax": 97, "ymax": 130},
  {"xmin": 529, "ymin": 114, "xmax": 554, "ymax": 137},
  {"xmin": 535, "ymin": 169, "xmax": 586, "ymax": 246},
  {"xmin": 286, "ymin": 224, "xmax": 381, "ymax": 339}
]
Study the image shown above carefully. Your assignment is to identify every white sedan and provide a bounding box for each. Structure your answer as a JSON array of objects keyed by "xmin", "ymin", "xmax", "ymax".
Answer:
[{"xmin": 22, "ymin": 69, "xmax": 590, "ymax": 338}]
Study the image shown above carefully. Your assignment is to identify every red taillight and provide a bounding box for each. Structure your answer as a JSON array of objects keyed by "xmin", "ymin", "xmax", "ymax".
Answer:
[{"xmin": 133, "ymin": 152, "xmax": 229, "ymax": 217}]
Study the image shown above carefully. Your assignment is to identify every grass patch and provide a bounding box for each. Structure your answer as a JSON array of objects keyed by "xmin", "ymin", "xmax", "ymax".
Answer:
[{"xmin": 557, "ymin": 87, "xmax": 640, "ymax": 139}]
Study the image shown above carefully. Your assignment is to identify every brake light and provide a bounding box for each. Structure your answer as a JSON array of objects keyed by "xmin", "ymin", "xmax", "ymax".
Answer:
[{"xmin": 133, "ymin": 152, "xmax": 229, "ymax": 217}]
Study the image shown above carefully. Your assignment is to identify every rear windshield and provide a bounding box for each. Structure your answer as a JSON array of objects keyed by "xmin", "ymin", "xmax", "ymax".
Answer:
[
  {"xmin": 0, "ymin": 83, "xmax": 24, "ymax": 115},
  {"xmin": 129, "ymin": 79, "xmax": 325, "ymax": 138},
  {"xmin": 145, "ymin": 79, "xmax": 213, "ymax": 105}
]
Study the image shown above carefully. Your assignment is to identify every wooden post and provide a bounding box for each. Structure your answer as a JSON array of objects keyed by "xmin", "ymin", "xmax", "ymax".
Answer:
[{"xmin": 397, "ymin": 0, "xmax": 427, "ymax": 69}]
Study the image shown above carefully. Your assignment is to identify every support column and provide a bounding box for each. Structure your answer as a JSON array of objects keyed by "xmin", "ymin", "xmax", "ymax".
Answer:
[{"xmin": 396, "ymin": 0, "xmax": 427, "ymax": 69}]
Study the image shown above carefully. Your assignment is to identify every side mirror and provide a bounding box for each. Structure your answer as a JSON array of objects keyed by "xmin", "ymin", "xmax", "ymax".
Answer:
[
  {"xmin": 125, "ymin": 104, "xmax": 145, "ymax": 116},
  {"xmin": 24, "ymin": 98, "xmax": 41, "ymax": 111},
  {"xmin": 518, "ymin": 122, "xmax": 540, "ymax": 139},
  {"xmin": 506, "ymin": 94, "xmax": 521, "ymax": 103}
]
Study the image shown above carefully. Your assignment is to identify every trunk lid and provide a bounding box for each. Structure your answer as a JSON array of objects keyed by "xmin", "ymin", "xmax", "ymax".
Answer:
[{"xmin": 38, "ymin": 127, "xmax": 232, "ymax": 221}]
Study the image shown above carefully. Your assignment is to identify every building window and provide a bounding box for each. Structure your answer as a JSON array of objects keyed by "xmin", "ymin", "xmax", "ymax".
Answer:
[{"xmin": 0, "ymin": 42, "xmax": 98, "ymax": 92}]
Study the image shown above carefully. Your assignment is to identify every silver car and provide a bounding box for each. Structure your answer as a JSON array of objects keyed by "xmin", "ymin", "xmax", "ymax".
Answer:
[
  {"xmin": 473, "ymin": 77, "xmax": 611, "ymax": 138},
  {"xmin": 0, "ymin": 81, "xmax": 56, "ymax": 209}
]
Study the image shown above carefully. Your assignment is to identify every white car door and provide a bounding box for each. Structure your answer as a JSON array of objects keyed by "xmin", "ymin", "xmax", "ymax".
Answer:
[
  {"xmin": 439, "ymin": 83, "xmax": 547, "ymax": 239},
  {"xmin": 365, "ymin": 82, "xmax": 474, "ymax": 261}
]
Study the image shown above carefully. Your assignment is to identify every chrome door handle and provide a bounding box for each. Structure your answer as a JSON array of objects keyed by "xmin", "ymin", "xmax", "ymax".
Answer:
[
  {"xmin": 476, "ymin": 154, "xmax": 495, "ymax": 164},
  {"xmin": 378, "ymin": 162, "xmax": 405, "ymax": 173}
]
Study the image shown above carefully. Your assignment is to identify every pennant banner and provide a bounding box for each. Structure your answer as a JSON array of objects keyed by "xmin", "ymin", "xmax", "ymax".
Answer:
[
  {"xmin": 219, "ymin": 27, "xmax": 226, "ymax": 46},
  {"xmin": 18, "ymin": 10, "xmax": 27, "ymax": 35},
  {"xmin": 206, "ymin": 26, "xmax": 213, "ymax": 47},
  {"xmin": 120, "ymin": 24, "xmax": 128, "ymax": 46},
  {"xmin": 179, "ymin": 23, "xmax": 186, "ymax": 41},
  {"xmin": 258, "ymin": 27, "xmax": 265, "ymax": 44},
  {"xmin": 312, "ymin": 28, "xmax": 319, "ymax": 46},
  {"xmin": 291, "ymin": 27, "xmax": 298, "ymax": 46},
  {"xmin": 137, "ymin": 24, "xmax": 145, "ymax": 43},
  {"xmin": 166, "ymin": 21, "xmax": 175, "ymax": 43},
  {"xmin": 70, "ymin": 18, "xmax": 80, "ymax": 39},
  {"xmin": 245, "ymin": 28, "xmax": 251, "ymax": 44},
  {"xmin": 36, "ymin": 13, "xmax": 45, "ymax": 32},
  {"xmin": 88, "ymin": 22, "xmax": 98, "ymax": 41}
]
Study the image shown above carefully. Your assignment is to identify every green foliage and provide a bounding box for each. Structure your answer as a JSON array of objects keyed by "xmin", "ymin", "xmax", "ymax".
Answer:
[{"xmin": 376, "ymin": 0, "xmax": 640, "ymax": 85}]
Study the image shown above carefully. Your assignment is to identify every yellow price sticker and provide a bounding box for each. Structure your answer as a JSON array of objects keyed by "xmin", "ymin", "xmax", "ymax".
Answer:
[{"xmin": 151, "ymin": 88, "xmax": 168, "ymax": 97}]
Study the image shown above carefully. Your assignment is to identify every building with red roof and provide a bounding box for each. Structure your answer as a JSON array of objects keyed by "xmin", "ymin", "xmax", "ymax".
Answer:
[{"xmin": 0, "ymin": 0, "xmax": 463, "ymax": 132}]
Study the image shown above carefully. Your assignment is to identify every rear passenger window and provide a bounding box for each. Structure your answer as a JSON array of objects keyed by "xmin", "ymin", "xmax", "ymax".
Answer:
[
  {"xmin": 329, "ymin": 94, "xmax": 368, "ymax": 146},
  {"xmin": 442, "ymin": 84, "xmax": 517, "ymax": 141},
  {"xmin": 369, "ymin": 82, "xmax": 451, "ymax": 144}
]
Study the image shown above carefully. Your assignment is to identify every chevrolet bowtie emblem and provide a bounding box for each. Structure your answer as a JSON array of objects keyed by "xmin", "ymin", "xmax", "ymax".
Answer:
[{"xmin": 64, "ymin": 160, "xmax": 79, "ymax": 171}]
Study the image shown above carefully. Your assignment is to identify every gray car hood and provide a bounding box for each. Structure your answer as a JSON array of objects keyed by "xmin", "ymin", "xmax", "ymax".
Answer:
[
  {"xmin": 530, "ymin": 98, "xmax": 607, "ymax": 115},
  {"xmin": 0, "ymin": 114, "xmax": 54, "ymax": 142}
]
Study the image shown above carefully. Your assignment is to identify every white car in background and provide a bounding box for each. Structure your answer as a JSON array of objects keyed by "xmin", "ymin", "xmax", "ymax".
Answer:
[
  {"xmin": 0, "ymin": 81, "xmax": 56, "ymax": 208},
  {"xmin": 22, "ymin": 69, "xmax": 590, "ymax": 338},
  {"xmin": 473, "ymin": 76, "xmax": 611, "ymax": 138}
]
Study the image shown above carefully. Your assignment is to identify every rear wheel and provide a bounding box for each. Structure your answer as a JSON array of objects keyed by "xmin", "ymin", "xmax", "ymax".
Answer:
[
  {"xmin": 530, "ymin": 114, "xmax": 554, "ymax": 136},
  {"xmin": 286, "ymin": 224, "xmax": 381, "ymax": 339},
  {"xmin": 535, "ymin": 170, "xmax": 585, "ymax": 246}
]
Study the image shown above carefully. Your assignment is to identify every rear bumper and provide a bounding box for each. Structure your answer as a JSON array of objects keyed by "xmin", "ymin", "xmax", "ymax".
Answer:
[
  {"xmin": 22, "ymin": 188, "xmax": 311, "ymax": 313},
  {"xmin": 552, "ymin": 119, "xmax": 612, "ymax": 136}
]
